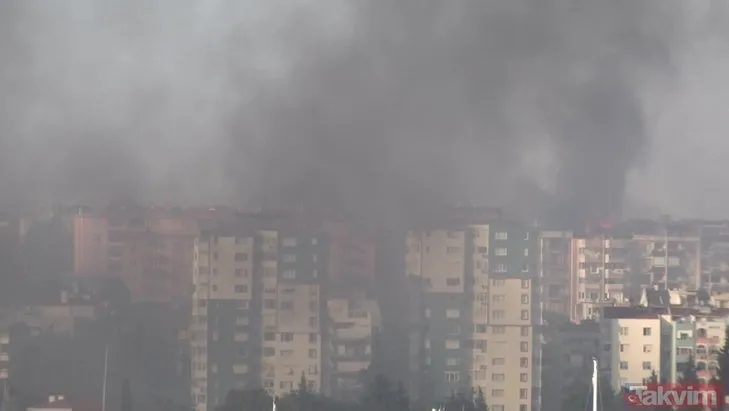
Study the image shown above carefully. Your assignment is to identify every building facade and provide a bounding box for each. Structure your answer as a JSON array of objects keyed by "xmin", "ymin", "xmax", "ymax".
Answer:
[
  {"xmin": 539, "ymin": 231, "xmax": 572, "ymax": 319},
  {"xmin": 406, "ymin": 221, "xmax": 541, "ymax": 411},
  {"xmin": 189, "ymin": 228, "xmax": 333, "ymax": 411}
]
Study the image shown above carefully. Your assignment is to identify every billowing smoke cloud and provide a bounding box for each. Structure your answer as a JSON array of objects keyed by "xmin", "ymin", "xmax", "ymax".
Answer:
[{"xmin": 0, "ymin": 1, "xmax": 725, "ymax": 225}]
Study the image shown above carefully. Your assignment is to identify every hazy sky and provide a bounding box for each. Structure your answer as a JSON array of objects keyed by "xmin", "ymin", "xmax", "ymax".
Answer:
[{"xmin": 1, "ymin": 0, "xmax": 728, "ymax": 222}]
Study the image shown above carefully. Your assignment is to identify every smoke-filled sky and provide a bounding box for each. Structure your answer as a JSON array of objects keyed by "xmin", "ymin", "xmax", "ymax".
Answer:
[{"xmin": 1, "ymin": 0, "xmax": 728, "ymax": 224}]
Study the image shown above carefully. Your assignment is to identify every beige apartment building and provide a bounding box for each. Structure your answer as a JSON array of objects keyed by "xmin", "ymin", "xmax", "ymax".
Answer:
[
  {"xmin": 570, "ymin": 237, "xmax": 631, "ymax": 322},
  {"xmin": 406, "ymin": 221, "xmax": 540, "ymax": 411},
  {"xmin": 600, "ymin": 310, "xmax": 662, "ymax": 390},
  {"xmin": 189, "ymin": 228, "xmax": 332, "ymax": 411}
]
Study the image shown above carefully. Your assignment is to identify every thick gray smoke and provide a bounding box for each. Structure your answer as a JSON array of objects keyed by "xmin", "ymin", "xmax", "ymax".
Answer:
[{"xmin": 0, "ymin": 1, "xmax": 725, "ymax": 224}]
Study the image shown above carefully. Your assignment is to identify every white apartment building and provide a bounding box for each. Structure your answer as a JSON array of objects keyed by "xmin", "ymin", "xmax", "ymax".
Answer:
[{"xmin": 601, "ymin": 309, "xmax": 662, "ymax": 391}]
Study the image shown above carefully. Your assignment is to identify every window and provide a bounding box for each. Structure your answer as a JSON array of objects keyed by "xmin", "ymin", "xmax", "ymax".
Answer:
[
  {"xmin": 309, "ymin": 317, "xmax": 318, "ymax": 327},
  {"xmin": 494, "ymin": 263, "xmax": 507, "ymax": 272},
  {"xmin": 281, "ymin": 301, "xmax": 294, "ymax": 310},
  {"xmin": 495, "ymin": 232, "xmax": 508, "ymax": 240},
  {"xmin": 312, "ymin": 254, "xmax": 318, "ymax": 263},
  {"xmin": 520, "ymin": 357, "xmax": 529, "ymax": 368},
  {"xmin": 478, "ymin": 247, "xmax": 488, "ymax": 253},
  {"xmin": 492, "ymin": 310, "xmax": 505, "ymax": 320},
  {"xmin": 235, "ymin": 285, "xmax": 248, "ymax": 293},
  {"xmin": 281, "ymin": 333, "xmax": 294, "ymax": 342},
  {"xmin": 520, "ymin": 389, "xmax": 529, "ymax": 399},
  {"xmin": 235, "ymin": 269, "xmax": 247, "ymax": 277},
  {"xmin": 308, "ymin": 365, "xmax": 318, "ymax": 375},
  {"xmin": 521, "ymin": 294, "xmax": 529, "ymax": 304},
  {"xmin": 282, "ymin": 269, "xmax": 296, "ymax": 279},
  {"xmin": 425, "ymin": 308, "xmax": 431, "ymax": 318},
  {"xmin": 492, "ymin": 358, "xmax": 505, "ymax": 366},
  {"xmin": 264, "ymin": 332, "xmax": 276, "ymax": 341},
  {"xmin": 522, "ymin": 263, "xmax": 530, "ymax": 273},
  {"xmin": 309, "ymin": 333, "xmax": 317, "ymax": 343},
  {"xmin": 446, "ymin": 340, "xmax": 460, "ymax": 349},
  {"xmin": 492, "ymin": 406, "xmax": 504, "ymax": 411},
  {"xmin": 446, "ymin": 309, "xmax": 460, "ymax": 319},
  {"xmin": 492, "ymin": 295, "xmax": 506, "ymax": 303},
  {"xmin": 264, "ymin": 347, "xmax": 275, "ymax": 357},
  {"xmin": 475, "ymin": 324, "xmax": 487, "ymax": 333},
  {"xmin": 520, "ymin": 373, "xmax": 528, "ymax": 382},
  {"xmin": 309, "ymin": 349, "xmax": 318, "ymax": 359},
  {"xmin": 446, "ymin": 357, "xmax": 460, "ymax": 366},
  {"xmin": 643, "ymin": 327, "xmax": 652, "ymax": 336},
  {"xmin": 643, "ymin": 344, "xmax": 653, "ymax": 353},
  {"xmin": 492, "ymin": 373, "xmax": 505, "ymax": 382},
  {"xmin": 521, "ymin": 310, "xmax": 529, "ymax": 320},
  {"xmin": 492, "ymin": 279, "xmax": 505, "ymax": 287},
  {"xmin": 521, "ymin": 327, "xmax": 530, "ymax": 337},
  {"xmin": 264, "ymin": 299, "xmax": 276, "ymax": 309},
  {"xmin": 523, "ymin": 248, "xmax": 529, "ymax": 256},
  {"xmin": 445, "ymin": 371, "xmax": 460, "ymax": 382},
  {"xmin": 520, "ymin": 342, "xmax": 529, "ymax": 352},
  {"xmin": 280, "ymin": 349, "xmax": 294, "ymax": 357},
  {"xmin": 620, "ymin": 361, "xmax": 629, "ymax": 370},
  {"xmin": 492, "ymin": 326, "xmax": 506, "ymax": 334},
  {"xmin": 446, "ymin": 278, "xmax": 461, "ymax": 286},
  {"xmin": 643, "ymin": 362, "xmax": 652, "ymax": 370},
  {"xmin": 619, "ymin": 327, "xmax": 629, "ymax": 336},
  {"xmin": 283, "ymin": 254, "xmax": 296, "ymax": 263},
  {"xmin": 522, "ymin": 280, "xmax": 530, "ymax": 289},
  {"xmin": 235, "ymin": 253, "xmax": 248, "ymax": 262},
  {"xmin": 474, "ymin": 340, "xmax": 487, "ymax": 350},
  {"xmin": 620, "ymin": 344, "xmax": 628, "ymax": 352},
  {"xmin": 495, "ymin": 248, "xmax": 508, "ymax": 256},
  {"xmin": 492, "ymin": 389, "xmax": 504, "ymax": 397}
]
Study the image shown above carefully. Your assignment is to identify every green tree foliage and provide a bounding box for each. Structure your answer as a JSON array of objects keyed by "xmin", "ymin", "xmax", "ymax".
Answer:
[
  {"xmin": 680, "ymin": 355, "xmax": 699, "ymax": 384},
  {"xmin": 217, "ymin": 388, "xmax": 273, "ymax": 411},
  {"xmin": 474, "ymin": 388, "xmax": 488, "ymax": 411},
  {"xmin": 561, "ymin": 374, "xmax": 623, "ymax": 411},
  {"xmin": 717, "ymin": 326, "xmax": 729, "ymax": 394}
]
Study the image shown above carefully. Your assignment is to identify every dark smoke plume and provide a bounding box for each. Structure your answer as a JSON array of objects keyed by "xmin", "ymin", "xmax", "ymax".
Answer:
[{"xmin": 0, "ymin": 1, "xmax": 723, "ymax": 225}]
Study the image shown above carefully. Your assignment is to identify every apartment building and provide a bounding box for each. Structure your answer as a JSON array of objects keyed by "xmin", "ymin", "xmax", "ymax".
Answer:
[
  {"xmin": 74, "ymin": 205, "xmax": 217, "ymax": 303},
  {"xmin": 600, "ymin": 307, "xmax": 663, "ymax": 390},
  {"xmin": 539, "ymin": 231, "xmax": 572, "ymax": 319},
  {"xmin": 327, "ymin": 298, "xmax": 380, "ymax": 401},
  {"xmin": 189, "ymin": 227, "xmax": 332, "ymax": 411},
  {"xmin": 631, "ymin": 227, "xmax": 701, "ymax": 291},
  {"xmin": 406, "ymin": 221, "xmax": 540, "ymax": 411},
  {"xmin": 570, "ymin": 237, "xmax": 631, "ymax": 322},
  {"xmin": 700, "ymin": 221, "xmax": 729, "ymax": 292}
]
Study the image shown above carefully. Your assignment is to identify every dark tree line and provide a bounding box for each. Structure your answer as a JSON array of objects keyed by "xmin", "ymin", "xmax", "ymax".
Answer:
[{"xmin": 216, "ymin": 374, "xmax": 487, "ymax": 411}]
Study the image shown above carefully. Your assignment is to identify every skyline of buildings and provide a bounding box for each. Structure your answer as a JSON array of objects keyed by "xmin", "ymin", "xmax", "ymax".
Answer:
[{"xmin": 10, "ymin": 204, "xmax": 729, "ymax": 410}]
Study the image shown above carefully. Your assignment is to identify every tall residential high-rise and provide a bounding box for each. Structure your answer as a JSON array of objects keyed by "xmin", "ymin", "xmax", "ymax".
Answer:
[
  {"xmin": 189, "ymin": 227, "xmax": 334, "ymax": 411},
  {"xmin": 405, "ymin": 220, "xmax": 541, "ymax": 411},
  {"xmin": 539, "ymin": 231, "xmax": 572, "ymax": 319},
  {"xmin": 569, "ymin": 237, "xmax": 631, "ymax": 322}
]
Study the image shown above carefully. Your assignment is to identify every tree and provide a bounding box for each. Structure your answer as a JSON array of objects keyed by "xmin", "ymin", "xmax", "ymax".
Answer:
[
  {"xmin": 361, "ymin": 374, "xmax": 407, "ymax": 411},
  {"xmin": 680, "ymin": 355, "xmax": 699, "ymax": 384},
  {"xmin": 717, "ymin": 326, "xmax": 729, "ymax": 394},
  {"xmin": 474, "ymin": 388, "xmax": 488, "ymax": 411},
  {"xmin": 121, "ymin": 378, "xmax": 132, "ymax": 411},
  {"xmin": 218, "ymin": 388, "xmax": 272, "ymax": 411},
  {"xmin": 646, "ymin": 370, "xmax": 658, "ymax": 384}
]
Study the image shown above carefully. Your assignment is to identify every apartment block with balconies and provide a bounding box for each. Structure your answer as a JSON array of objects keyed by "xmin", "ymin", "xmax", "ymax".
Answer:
[
  {"xmin": 327, "ymin": 298, "xmax": 381, "ymax": 401},
  {"xmin": 570, "ymin": 238, "xmax": 631, "ymax": 322},
  {"xmin": 189, "ymin": 228, "xmax": 332, "ymax": 411},
  {"xmin": 406, "ymin": 221, "xmax": 540, "ymax": 411}
]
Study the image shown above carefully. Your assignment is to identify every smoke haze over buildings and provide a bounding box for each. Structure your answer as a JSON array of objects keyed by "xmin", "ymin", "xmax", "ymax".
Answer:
[{"xmin": 1, "ymin": 1, "xmax": 728, "ymax": 223}]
